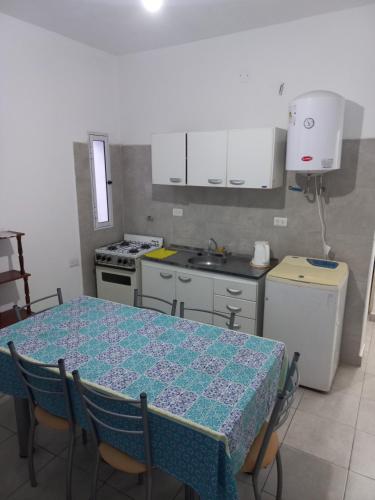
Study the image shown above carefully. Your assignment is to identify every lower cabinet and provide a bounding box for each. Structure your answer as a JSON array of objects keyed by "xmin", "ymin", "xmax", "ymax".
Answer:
[{"xmin": 141, "ymin": 260, "xmax": 265, "ymax": 335}]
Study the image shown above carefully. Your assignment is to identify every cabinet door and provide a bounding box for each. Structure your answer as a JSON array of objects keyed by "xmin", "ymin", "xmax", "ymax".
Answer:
[
  {"xmin": 227, "ymin": 128, "xmax": 275, "ymax": 189},
  {"xmin": 141, "ymin": 263, "xmax": 176, "ymax": 314},
  {"xmin": 176, "ymin": 272, "xmax": 213, "ymax": 324},
  {"xmin": 187, "ymin": 131, "xmax": 227, "ymax": 187},
  {"xmin": 152, "ymin": 133, "xmax": 186, "ymax": 185}
]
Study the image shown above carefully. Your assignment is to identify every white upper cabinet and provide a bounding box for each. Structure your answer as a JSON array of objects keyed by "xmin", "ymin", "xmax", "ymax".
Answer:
[
  {"xmin": 187, "ymin": 131, "xmax": 227, "ymax": 187},
  {"xmin": 151, "ymin": 133, "xmax": 186, "ymax": 185},
  {"xmin": 227, "ymin": 128, "xmax": 286, "ymax": 189}
]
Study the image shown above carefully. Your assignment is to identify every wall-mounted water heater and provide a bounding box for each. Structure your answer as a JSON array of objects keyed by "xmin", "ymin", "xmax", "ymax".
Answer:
[{"xmin": 286, "ymin": 90, "xmax": 345, "ymax": 174}]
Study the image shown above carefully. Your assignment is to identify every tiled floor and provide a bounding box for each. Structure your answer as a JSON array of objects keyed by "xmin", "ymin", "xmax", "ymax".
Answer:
[{"xmin": 1, "ymin": 321, "xmax": 375, "ymax": 499}]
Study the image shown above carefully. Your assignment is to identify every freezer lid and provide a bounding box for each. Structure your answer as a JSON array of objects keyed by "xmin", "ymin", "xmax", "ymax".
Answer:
[{"xmin": 267, "ymin": 256, "xmax": 349, "ymax": 286}]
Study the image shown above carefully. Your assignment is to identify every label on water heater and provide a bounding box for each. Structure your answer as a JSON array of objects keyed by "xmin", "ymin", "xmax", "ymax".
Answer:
[
  {"xmin": 301, "ymin": 156, "xmax": 313, "ymax": 161},
  {"xmin": 321, "ymin": 158, "xmax": 334, "ymax": 169}
]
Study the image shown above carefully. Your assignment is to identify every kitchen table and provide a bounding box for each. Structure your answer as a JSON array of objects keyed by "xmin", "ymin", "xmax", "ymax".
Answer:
[{"xmin": 0, "ymin": 296, "xmax": 286, "ymax": 500}]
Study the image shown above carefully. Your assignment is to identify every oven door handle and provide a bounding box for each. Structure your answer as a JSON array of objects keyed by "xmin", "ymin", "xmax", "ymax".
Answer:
[{"xmin": 160, "ymin": 272, "xmax": 173, "ymax": 279}]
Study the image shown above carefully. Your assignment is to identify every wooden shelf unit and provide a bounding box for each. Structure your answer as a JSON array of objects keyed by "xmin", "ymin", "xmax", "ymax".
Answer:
[{"xmin": 0, "ymin": 231, "xmax": 31, "ymax": 328}]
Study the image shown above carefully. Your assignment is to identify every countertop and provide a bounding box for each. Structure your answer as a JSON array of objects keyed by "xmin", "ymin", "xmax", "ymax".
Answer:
[{"xmin": 142, "ymin": 244, "xmax": 278, "ymax": 280}]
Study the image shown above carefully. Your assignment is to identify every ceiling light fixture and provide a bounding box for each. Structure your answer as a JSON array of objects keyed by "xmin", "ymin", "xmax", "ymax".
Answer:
[{"xmin": 142, "ymin": 0, "xmax": 163, "ymax": 13}]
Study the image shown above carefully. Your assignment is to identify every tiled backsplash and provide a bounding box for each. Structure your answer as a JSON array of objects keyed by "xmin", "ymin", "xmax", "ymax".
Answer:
[{"xmin": 74, "ymin": 139, "xmax": 375, "ymax": 366}]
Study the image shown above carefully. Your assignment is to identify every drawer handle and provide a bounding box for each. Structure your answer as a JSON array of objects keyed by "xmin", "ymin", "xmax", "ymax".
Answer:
[
  {"xmin": 178, "ymin": 276, "xmax": 192, "ymax": 283},
  {"xmin": 229, "ymin": 179, "xmax": 245, "ymax": 185},
  {"xmin": 169, "ymin": 177, "xmax": 182, "ymax": 183},
  {"xmin": 160, "ymin": 272, "xmax": 173, "ymax": 279},
  {"xmin": 226, "ymin": 287, "xmax": 242, "ymax": 296},
  {"xmin": 226, "ymin": 305, "xmax": 241, "ymax": 312},
  {"xmin": 208, "ymin": 178, "xmax": 223, "ymax": 185},
  {"xmin": 226, "ymin": 321, "xmax": 240, "ymax": 330}
]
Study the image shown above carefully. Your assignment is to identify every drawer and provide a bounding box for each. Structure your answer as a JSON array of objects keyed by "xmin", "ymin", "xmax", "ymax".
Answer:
[
  {"xmin": 214, "ymin": 295, "xmax": 256, "ymax": 320},
  {"xmin": 214, "ymin": 277, "xmax": 257, "ymax": 301},
  {"xmin": 213, "ymin": 314, "xmax": 256, "ymax": 335}
]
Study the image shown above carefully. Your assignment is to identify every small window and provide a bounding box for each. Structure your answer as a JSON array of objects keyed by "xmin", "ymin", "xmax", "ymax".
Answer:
[{"xmin": 89, "ymin": 133, "xmax": 113, "ymax": 230}]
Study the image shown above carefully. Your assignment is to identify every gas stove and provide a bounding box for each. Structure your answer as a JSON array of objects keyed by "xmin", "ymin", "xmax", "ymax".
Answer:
[{"xmin": 95, "ymin": 234, "xmax": 163, "ymax": 270}]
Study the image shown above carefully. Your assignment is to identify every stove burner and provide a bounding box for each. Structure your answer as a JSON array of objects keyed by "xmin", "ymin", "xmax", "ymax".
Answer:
[
  {"xmin": 128, "ymin": 248, "xmax": 139, "ymax": 254},
  {"xmin": 120, "ymin": 241, "xmax": 130, "ymax": 247},
  {"xmin": 141, "ymin": 243, "xmax": 151, "ymax": 249},
  {"xmin": 107, "ymin": 245, "xmax": 118, "ymax": 251}
]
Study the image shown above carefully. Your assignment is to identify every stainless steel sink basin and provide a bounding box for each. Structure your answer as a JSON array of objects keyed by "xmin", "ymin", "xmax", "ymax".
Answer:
[{"xmin": 188, "ymin": 254, "xmax": 227, "ymax": 267}]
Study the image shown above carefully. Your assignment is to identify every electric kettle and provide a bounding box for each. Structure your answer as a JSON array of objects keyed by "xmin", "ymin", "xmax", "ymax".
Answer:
[{"xmin": 251, "ymin": 241, "xmax": 270, "ymax": 267}]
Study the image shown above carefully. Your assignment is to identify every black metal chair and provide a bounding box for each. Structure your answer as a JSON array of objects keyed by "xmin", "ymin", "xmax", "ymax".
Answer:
[
  {"xmin": 241, "ymin": 352, "xmax": 300, "ymax": 500},
  {"xmin": 133, "ymin": 288, "xmax": 177, "ymax": 316},
  {"xmin": 73, "ymin": 370, "xmax": 153, "ymax": 500},
  {"xmin": 7, "ymin": 340, "xmax": 76, "ymax": 500},
  {"xmin": 179, "ymin": 301, "xmax": 236, "ymax": 330},
  {"xmin": 14, "ymin": 287, "xmax": 63, "ymax": 321}
]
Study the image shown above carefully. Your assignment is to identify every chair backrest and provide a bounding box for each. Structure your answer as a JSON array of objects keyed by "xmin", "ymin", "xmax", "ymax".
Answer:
[
  {"xmin": 72, "ymin": 370, "xmax": 152, "ymax": 470},
  {"xmin": 14, "ymin": 287, "xmax": 63, "ymax": 321},
  {"xmin": 179, "ymin": 302, "xmax": 236, "ymax": 330},
  {"xmin": 133, "ymin": 289, "xmax": 177, "ymax": 316},
  {"xmin": 252, "ymin": 351, "xmax": 300, "ymax": 476},
  {"xmin": 7, "ymin": 340, "xmax": 74, "ymax": 426}
]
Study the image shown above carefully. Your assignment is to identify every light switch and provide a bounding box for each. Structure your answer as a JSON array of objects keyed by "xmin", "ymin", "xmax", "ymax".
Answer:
[
  {"xmin": 173, "ymin": 208, "xmax": 183, "ymax": 217},
  {"xmin": 274, "ymin": 217, "xmax": 288, "ymax": 227}
]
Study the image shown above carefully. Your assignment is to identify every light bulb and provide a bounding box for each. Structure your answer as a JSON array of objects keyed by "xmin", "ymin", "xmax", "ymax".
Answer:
[{"xmin": 142, "ymin": 0, "xmax": 163, "ymax": 13}]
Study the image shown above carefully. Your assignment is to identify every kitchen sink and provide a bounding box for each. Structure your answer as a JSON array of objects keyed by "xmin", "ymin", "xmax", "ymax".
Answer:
[{"xmin": 188, "ymin": 254, "xmax": 227, "ymax": 268}]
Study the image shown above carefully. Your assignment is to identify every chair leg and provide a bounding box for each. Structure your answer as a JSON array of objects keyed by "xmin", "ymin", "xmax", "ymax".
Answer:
[
  {"xmin": 81, "ymin": 428, "xmax": 88, "ymax": 445},
  {"xmin": 90, "ymin": 451, "xmax": 100, "ymax": 500},
  {"xmin": 27, "ymin": 415, "xmax": 37, "ymax": 487},
  {"xmin": 66, "ymin": 430, "xmax": 75, "ymax": 500},
  {"xmin": 145, "ymin": 470, "xmax": 152, "ymax": 500},
  {"xmin": 252, "ymin": 474, "xmax": 262, "ymax": 500},
  {"xmin": 275, "ymin": 449, "xmax": 283, "ymax": 500}
]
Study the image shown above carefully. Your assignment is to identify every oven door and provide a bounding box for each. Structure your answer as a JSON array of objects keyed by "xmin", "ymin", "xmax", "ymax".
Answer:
[{"xmin": 96, "ymin": 266, "xmax": 138, "ymax": 306}]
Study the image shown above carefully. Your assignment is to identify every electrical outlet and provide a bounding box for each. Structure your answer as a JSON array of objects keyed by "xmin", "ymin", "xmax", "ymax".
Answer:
[
  {"xmin": 173, "ymin": 208, "xmax": 183, "ymax": 217},
  {"xmin": 274, "ymin": 217, "xmax": 288, "ymax": 227}
]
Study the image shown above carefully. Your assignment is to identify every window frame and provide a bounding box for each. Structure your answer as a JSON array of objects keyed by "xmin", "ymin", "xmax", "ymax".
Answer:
[{"xmin": 88, "ymin": 132, "xmax": 113, "ymax": 231}]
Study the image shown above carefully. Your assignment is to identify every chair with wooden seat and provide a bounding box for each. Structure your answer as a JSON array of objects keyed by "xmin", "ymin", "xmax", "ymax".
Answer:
[
  {"xmin": 7, "ymin": 341, "xmax": 76, "ymax": 500},
  {"xmin": 241, "ymin": 351, "xmax": 300, "ymax": 500},
  {"xmin": 133, "ymin": 288, "xmax": 177, "ymax": 316},
  {"xmin": 179, "ymin": 302, "xmax": 236, "ymax": 330},
  {"xmin": 73, "ymin": 369, "xmax": 153, "ymax": 500},
  {"xmin": 14, "ymin": 287, "xmax": 63, "ymax": 321}
]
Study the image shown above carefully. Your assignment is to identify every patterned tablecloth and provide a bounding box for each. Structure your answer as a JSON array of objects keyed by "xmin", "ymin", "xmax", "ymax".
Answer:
[{"xmin": 0, "ymin": 296, "xmax": 286, "ymax": 500}]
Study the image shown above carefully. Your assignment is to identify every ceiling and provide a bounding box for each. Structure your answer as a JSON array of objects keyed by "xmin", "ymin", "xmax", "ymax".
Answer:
[{"xmin": 0, "ymin": 0, "xmax": 374, "ymax": 55}]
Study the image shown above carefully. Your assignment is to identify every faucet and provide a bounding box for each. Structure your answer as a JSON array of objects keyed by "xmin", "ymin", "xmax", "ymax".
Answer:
[{"xmin": 207, "ymin": 238, "xmax": 218, "ymax": 254}]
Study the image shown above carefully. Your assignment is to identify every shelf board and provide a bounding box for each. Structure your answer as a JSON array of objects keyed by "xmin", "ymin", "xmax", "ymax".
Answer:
[
  {"xmin": 0, "ymin": 231, "xmax": 25, "ymax": 240},
  {"xmin": 0, "ymin": 270, "xmax": 31, "ymax": 285}
]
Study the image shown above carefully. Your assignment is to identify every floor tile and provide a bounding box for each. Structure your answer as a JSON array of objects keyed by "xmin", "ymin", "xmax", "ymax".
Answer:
[
  {"xmin": 364, "ymin": 345, "xmax": 375, "ymax": 376},
  {"xmin": 60, "ymin": 436, "xmax": 114, "ymax": 481},
  {"xmin": 236, "ymin": 463, "xmax": 272, "ymax": 492},
  {"xmin": 108, "ymin": 467, "xmax": 182, "ymax": 500},
  {"xmin": 264, "ymin": 445, "xmax": 347, "ymax": 500},
  {"xmin": 0, "ymin": 434, "xmax": 54, "ymax": 498},
  {"xmin": 298, "ymin": 389, "xmax": 360, "ymax": 427},
  {"xmin": 362, "ymin": 373, "xmax": 375, "ymax": 401},
  {"xmin": 35, "ymin": 425, "xmax": 71, "ymax": 456},
  {"xmin": 276, "ymin": 406, "xmax": 296, "ymax": 442},
  {"xmin": 357, "ymin": 398, "xmax": 375, "ymax": 435},
  {"xmin": 236, "ymin": 479, "xmax": 275, "ymax": 500},
  {"xmin": 331, "ymin": 365, "xmax": 364, "ymax": 397},
  {"xmin": 7, "ymin": 455, "xmax": 97, "ymax": 500},
  {"xmin": 351, "ymin": 430, "xmax": 375, "ymax": 479},
  {"xmin": 96, "ymin": 483, "xmax": 134, "ymax": 499},
  {"xmin": 0, "ymin": 395, "xmax": 17, "ymax": 432},
  {"xmin": 345, "ymin": 471, "xmax": 375, "ymax": 500},
  {"xmin": 284, "ymin": 410, "xmax": 354, "ymax": 468},
  {"xmin": 290, "ymin": 387, "xmax": 304, "ymax": 409},
  {"xmin": 0, "ymin": 423, "xmax": 13, "ymax": 444}
]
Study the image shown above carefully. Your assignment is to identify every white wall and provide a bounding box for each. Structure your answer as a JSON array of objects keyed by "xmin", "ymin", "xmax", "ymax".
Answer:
[
  {"xmin": 118, "ymin": 4, "xmax": 375, "ymax": 144},
  {"xmin": 0, "ymin": 13, "xmax": 119, "ymax": 310}
]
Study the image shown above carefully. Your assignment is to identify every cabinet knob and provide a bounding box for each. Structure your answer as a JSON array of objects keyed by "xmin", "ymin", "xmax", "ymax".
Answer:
[
  {"xmin": 226, "ymin": 321, "xmax": 240, "ymax": 330},
  {"xmin": 160, "ymin": 272, "xmax": 173, "ymax": 279},
  {"xmin": 226, "ymin": 287, "xmax": 242, "ymax": 295},
  {"xmin": 226, "ymin": 305, "xmax": 241, "ymax": 312},
  {"xmin": 169, "ymin": 177, "xmax": 182, "ymax": 183},
  {"xmin": 229, "ymin": 179, "xmax": 245, "ymax": 185},
  {"xmin": 178, "ymin": 276, "xmax": 192, "ymax": 283},
  {"xmin": 207, "ymin": 178, "xmax": 223, "ymax": 185}
]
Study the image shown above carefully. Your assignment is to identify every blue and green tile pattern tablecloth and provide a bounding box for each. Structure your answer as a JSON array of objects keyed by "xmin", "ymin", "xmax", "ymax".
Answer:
[{"xmin": 0, "ymin": 296, "xmax": 286, "ymax": 500}]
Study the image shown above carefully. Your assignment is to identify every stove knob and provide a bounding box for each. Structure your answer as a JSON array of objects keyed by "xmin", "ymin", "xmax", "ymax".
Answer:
[
  {"xmin": 101, "ymin": 255, "xmax": 106, "ymax": 261},
  {"xmin": 117, "ymin": 258, "xmax": 122, "ymax": 264},
  {"xmin": 106, "ymin": 256, "xmax": 111, "ymax": 262}
]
